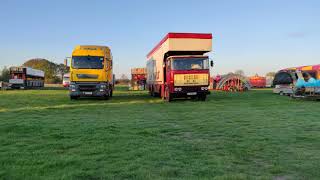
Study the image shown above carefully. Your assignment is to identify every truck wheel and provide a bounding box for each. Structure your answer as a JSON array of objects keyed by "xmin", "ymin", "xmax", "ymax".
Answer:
[
  {"xmin": 198, "ymin": 95, "xmax": 207, "ymax": 101},
  {"xmin": 102, "ymin": 95, "xmax": 109, "ymax": 100},
  {"xmin": 165, "ymin": 88, "xmax": 172, "ymax": 102},
  {"xmin": 70, "ymin": 96, "xmax": 79, "ymax": 100},
  {"xmin": 150, "ymin": 89, "xmax": 155, "ymax": 97}
]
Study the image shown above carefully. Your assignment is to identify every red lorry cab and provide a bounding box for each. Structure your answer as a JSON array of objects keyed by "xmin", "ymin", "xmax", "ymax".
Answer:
[{"xmin": 146, "ymin": 33, "xmax": 213, "ymax": 101}]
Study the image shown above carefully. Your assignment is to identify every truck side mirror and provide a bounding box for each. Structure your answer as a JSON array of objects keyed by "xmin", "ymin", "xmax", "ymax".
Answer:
[{"xmin": 210, "ymin": 60, "xmax": 214, "ymax": 67}]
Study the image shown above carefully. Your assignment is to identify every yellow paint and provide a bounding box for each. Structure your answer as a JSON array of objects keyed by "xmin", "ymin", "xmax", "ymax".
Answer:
[
  {"xmin": 301, "ymin": 66, "xmax": 312, "ymax": 71},
  {"xmin": 70, "ymin": 45, "xmax": 112, "ymax": 82},
  {"xmin": 174, "ymin": 74, "xmax": 208, "ymax": 86}
]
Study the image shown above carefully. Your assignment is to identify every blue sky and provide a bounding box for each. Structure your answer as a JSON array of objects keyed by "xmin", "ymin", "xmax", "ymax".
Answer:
[{"xmin": 0, "ymin": 0, "xmax": 319, "ymax": 77}]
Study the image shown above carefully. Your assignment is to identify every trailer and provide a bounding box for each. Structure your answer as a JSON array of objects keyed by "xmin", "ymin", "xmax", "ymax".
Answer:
[
  {"xmin": 146, "ymin": 32, "xmax": 213, "ymax": 101},
  {"xmin": 130, "ymin": 68, "xmax": 147, "ymax": 90},
  {"xmin": 273, "ymin": 64, "xmax": 320, "ymax": 95},
  {"xmin": 291, "ymin": 87, "xmax": 320, "ymax": 100},
  {"xmin": 9, "ymin": 67, "xmax": 45, "ymax": 89},
  {"xmin": 249, "ymin": 75, "xmax": 266, "ymax": 88}
]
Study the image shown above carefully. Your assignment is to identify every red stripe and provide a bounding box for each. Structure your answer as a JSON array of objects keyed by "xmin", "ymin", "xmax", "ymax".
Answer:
[{"xmin": 147, "ymin": 32, "xmax": 212, "ymax": 58}]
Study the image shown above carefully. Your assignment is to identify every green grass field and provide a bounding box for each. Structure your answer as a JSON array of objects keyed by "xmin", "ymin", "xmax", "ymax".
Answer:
[{"xmin": 0, "ymin": 87, "xmax": 319, "ymax": 179}]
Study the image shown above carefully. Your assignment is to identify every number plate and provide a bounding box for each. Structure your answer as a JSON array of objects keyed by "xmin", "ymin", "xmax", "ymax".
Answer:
[
  {"xmin": 83, "ymin": 92, "xmax": 93, "ymax": 95},
  {"xmin": 187, "ymin": 92, "xmax": 197, "ymax": 95}
]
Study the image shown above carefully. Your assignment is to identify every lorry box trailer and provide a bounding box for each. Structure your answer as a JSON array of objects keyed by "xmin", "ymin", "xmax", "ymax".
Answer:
[
  {"xmin": 9, "ymin": 67, "xmax": 45, "ymax": 89},
  {"xmin": 249, "ymin": 75, "xmax": 266, "ymax": 88},
  {"xmin": 69, "ymin": 45, "xmax": 114, "ymax": 99},
  {"xmin": 130, "ymin": 68, "xmax": 147, "ymax": 90},
  {"xmin": 146, "ymin": 32, "xmax": 213, "ymax": 101}
]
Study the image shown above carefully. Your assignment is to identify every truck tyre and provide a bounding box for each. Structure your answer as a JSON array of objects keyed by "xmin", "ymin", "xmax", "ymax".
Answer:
[
  {"xmin": 70, "ymin": 96, "xmax": 79, "ymax": 100},
  {"xmin": 198, "ymin": 94, "xmax": 207, "ymax": 101},
  {"xmin": 165, "ymin": 87, "xmax": 172, "ymax": 102},
  {"xmin": 150, "ymin": 88, "xmax": 155, "ymax": 97},
  {"xmin": 102, "ymin": 95, "xmax": 109, "ymax": 100}
]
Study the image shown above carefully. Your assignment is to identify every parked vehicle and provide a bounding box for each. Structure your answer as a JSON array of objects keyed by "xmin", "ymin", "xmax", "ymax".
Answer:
[
  {"xmin": 146, "ymin": 32, "xmax": 213, "ymax": 101},
  {"xmin": 130, "ymin": 68, "xmax": 147, "ymax": 90},
  {"xmin": 62, "ymin": 73, "xmax": 70, "ymax": 87},
  {"xmin": 69, "ymin": 45, "xmax": 114, "ymax": 99},
  {"xmin": 249, "ymin": 75, "xmax": 266, "ymax": 88},
  {"xmin": 9, "ymin": 67, "xmax": 44, "ymax": 89},
  {"xmin": 273, "ymin": 64, "xmax": 320, "ymax": 95}
]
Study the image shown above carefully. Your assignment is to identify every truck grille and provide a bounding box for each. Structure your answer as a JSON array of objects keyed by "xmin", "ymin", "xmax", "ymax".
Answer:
[
  {"xmin": 174, "ymin": 74, "xmax": 208, "ymax": 86},
  {"xmin": 78, "ymin": 85, "xmax": 96, "ymax": 91},
  {"xmin": 179, "ymin": 86, "xmax": 201, "ymax": 92}
]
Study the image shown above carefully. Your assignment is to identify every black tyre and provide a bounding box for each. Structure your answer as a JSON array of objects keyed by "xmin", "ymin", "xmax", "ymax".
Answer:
[
  {"xmin": 150, "ymin": 89, "xmax": 155, "ymax": 97},
  {"xmin": 165, "ymin": 87, "xmax": 172, "ymax": 102},
  {"xmin": 102, "ymin": 92, "xmax": 110, "ymax": 100},
  {"xmin": 198, "ymin": 95, "xmax": 207, "ymax": 101},
  {"xmin": 70, "ymin": 96, "xmax": 79, "ymax": 100}
]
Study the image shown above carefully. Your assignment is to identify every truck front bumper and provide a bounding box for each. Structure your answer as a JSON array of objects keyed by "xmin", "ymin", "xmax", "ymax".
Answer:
[
  {"xmin": 69, "ymin": 82, "xmax": 110, "ymax": 97},
  {"xmin": 171, "ymin": 86, "xmax": 210, "ymax": 97}
]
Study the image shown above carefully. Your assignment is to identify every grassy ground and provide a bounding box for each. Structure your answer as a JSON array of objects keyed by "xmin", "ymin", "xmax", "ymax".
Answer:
[{"xmin": 0, "ymin": 87, "xmax": 319, "ymax": 179}]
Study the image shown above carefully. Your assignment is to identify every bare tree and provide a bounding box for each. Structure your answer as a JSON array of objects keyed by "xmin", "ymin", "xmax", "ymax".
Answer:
[
  {"xmin": 234, "ymin": 69, "xmax": 245, "ymax": 76},
  {"xmin": 116, "ymin": 74, "xmax": 130, "ymax": 85},
  {"xmin": 266, "ymin": 72, "xmax": 276, "ymax": 77}
]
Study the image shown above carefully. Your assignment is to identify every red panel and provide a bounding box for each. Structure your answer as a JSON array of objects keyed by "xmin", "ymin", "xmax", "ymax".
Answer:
[
  {"xmin": 147, "ymin": 32, "xmax": 212, "ymax": 59},
  {"xmin": 249, "ymin": 77, "xmax": 266, "ymax": 88}
]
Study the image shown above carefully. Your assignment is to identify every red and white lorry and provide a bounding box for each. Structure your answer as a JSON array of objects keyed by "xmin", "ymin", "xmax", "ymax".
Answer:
[{"xmin": 146, "ymin": 32, "xmax": 213, "ymax": 101}]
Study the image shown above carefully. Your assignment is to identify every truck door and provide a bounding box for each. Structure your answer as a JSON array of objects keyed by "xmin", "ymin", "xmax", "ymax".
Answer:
[{"xmin": 166, "ymin": 59, "xmax": 171, "ymax": 85}]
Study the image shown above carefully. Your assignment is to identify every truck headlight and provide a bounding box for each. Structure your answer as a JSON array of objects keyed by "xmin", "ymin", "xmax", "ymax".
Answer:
[
  {"xmin": 174, "ymin": 87, "xmax": 182, "ymax": 91},
  {"xmin": 70, "ymin": 84, "xmax": 76, "ymax": 91},
  {"xmin": 100, "ymin": 84, "xmax": 106, "ymax": 89},
  {"xmin": 201, "ymin": 87, "xmax": 208, "ymax": 91}
]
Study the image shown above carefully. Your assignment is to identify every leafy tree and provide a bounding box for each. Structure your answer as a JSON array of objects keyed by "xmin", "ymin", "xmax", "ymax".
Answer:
[
  {"xmin": 23, "ymin": 58, "xmax": 58, "ymax": 83},
  {"xmin": 234, "ymin": 70, "xmax": 245, "ymax": 76},
  {"xmin": 56, "ymin": 63, "xmax": 69, "ymax": 79},
  {"xmin": 0, "ymin": 66, "xmax": 10, "ymax": 82}
]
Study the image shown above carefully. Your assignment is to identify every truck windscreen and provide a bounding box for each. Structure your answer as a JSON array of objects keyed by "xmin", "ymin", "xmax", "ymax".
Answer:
[
  {"xmin": 72, "ymin": 56, "xmax": 104, "ymax": 69},
  {"xmin": 172, "ymin": 58, "xmax": 209, "ymax": 70}
]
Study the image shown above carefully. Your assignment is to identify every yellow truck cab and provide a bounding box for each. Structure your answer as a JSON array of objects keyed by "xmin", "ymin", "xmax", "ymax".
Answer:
[{"xmin": 69, "ymin": 45, "xmax": 113, "ymax": 99}]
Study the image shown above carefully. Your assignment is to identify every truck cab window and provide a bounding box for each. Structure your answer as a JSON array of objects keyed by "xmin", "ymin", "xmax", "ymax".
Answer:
[
  {"xmin": 172, "ymin": 58, "xmax": 209, "ymax": 70},
  {"xmin": 72, "ymin": 56, "xmax": 104, "ymax": 69}
]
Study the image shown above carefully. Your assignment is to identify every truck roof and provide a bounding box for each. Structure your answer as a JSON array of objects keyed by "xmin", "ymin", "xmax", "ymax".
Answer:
[
  {"xmin": 280, "ymin": 64, "xmax": 320, "ymax": 71},
  {"xmin": 147, "ymin": 32, "xmax": 212, "ymax": 59},
  {"xmin": 73, "ymin": 45, "xmax": 111, "ymax": 57},
  {"xmin": 131, "ymin": 68, "xmax": 147, "ymax": 75},
  {"xmin": 74, "ymin": 45, "xmax": 110, "ymax": 50},
  {"xmin": 10, "ymin": 66, "xmax": 45, "ymax": 77}
]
